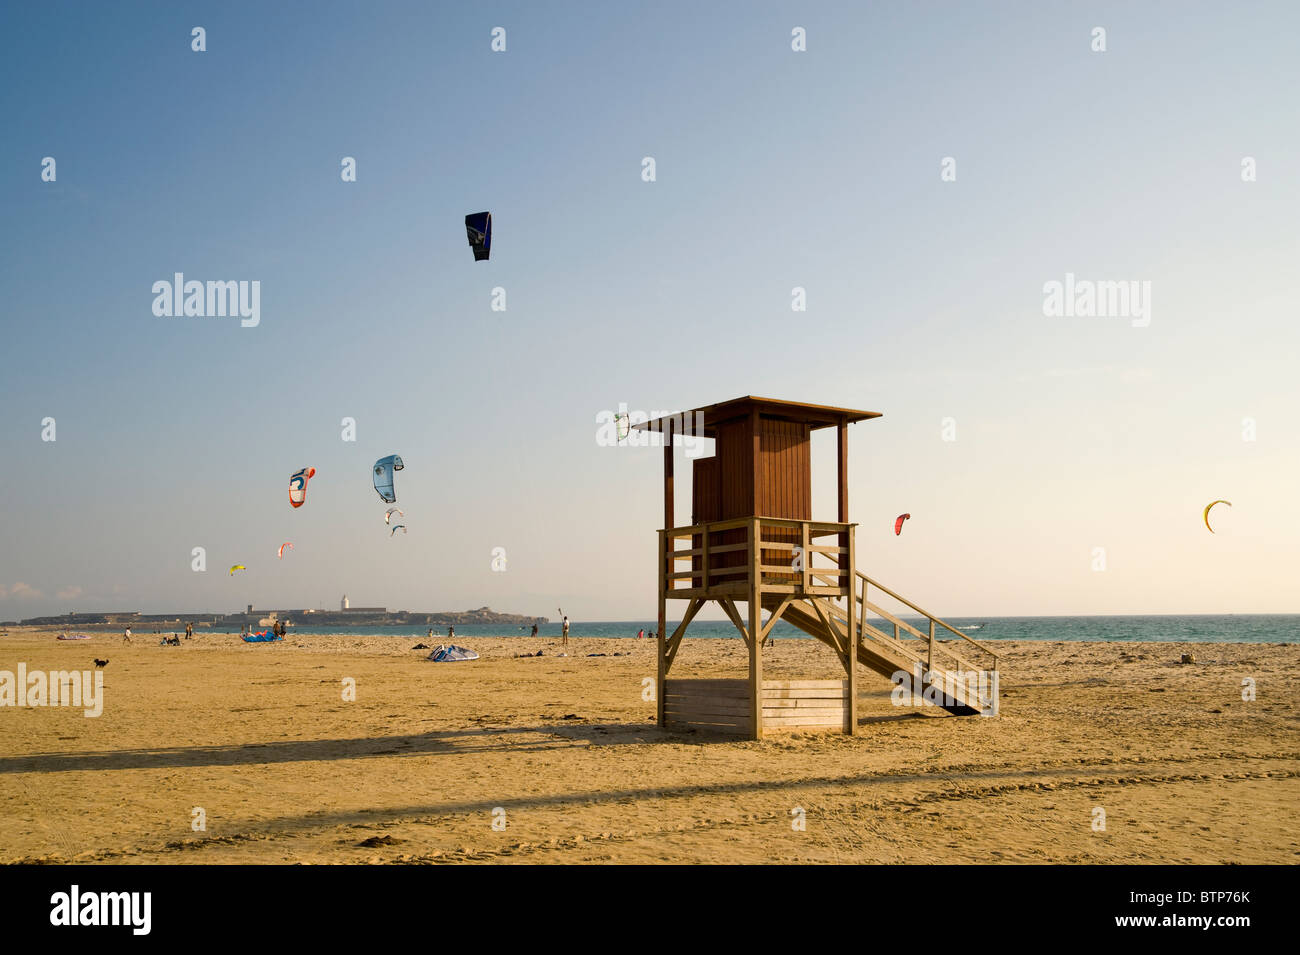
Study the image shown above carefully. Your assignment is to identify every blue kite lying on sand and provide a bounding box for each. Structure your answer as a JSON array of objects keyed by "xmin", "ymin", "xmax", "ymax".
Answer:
[
  {"xmin": 242, "ymin": 631, "xmax": 283, "ymax": 643},
  {"xmin": 426, "ymin": 644, "xmax": 479, "ymax": 662}
]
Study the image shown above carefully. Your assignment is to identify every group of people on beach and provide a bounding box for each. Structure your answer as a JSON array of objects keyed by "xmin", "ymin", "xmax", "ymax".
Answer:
[
  {"xmin": 111, "ymin": 615, "xmax": 678, "ymax": 650},
  {"xmin": 124, "ymin": 621, "xmax": 196, "ymax": 644},
  {"xmin": 115, "ymin": 614, "xmax": 674, "ymax": 648}
]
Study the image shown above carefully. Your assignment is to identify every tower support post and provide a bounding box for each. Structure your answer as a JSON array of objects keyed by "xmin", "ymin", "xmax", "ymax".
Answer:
[{"xmin": 749, "ymin": 518, "xmax": 763, "ymax": 739}]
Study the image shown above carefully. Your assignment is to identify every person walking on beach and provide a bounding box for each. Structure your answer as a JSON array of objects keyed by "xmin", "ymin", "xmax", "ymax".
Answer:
[
  {"xmin": 531, "ymin": 623, "xmax": 538, "ymax": 637},
  {"xmin": 427, "ymin": 627, "xmax": 434, "ymax": 640},
  {"xmin": 448, "ymin": 625, "xmax": 455, "ymax": 641},
  {"xmin": 561, "ymin": 615, "xmax": 570, "ymax": 647},
  {"xmin": 123, "ymin": 627, "xmax": 132, "ymax": 644},
  {"xmin": 637, "ymin": 628, "xmax": 644, "ymax": 640},
  {"xmin": 184, "ymin": 622, "xmax": 193, "ymax": 640}
]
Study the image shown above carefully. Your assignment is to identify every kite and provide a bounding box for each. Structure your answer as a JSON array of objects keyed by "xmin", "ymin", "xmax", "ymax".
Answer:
[
  {"xmin": 229, "ymin": 565, "xmax": 246, "ymax": 576},
  {"xmin": 289, "ymin": 466, "xmax": 316, "ymax": 508},
  {"xmin": 242, "ymin": 631, "xmax": 282, "ymax": 643},
  {"xmin": 1203, "ymin": 500, "xmax": 1231, "ymax": 533},
  {"xmin": 373, "ymin": 454, "xmax": 404, "ymax": 503},
  {"xmin": 465, "ymin": 211, "xmax": 492, "ymax": 262},
  {"xmin": 277, "ymin": 542, "xmax": 293, "ymax": 559},
  {"xmin": 426, "ymin": 644, "xmax": 479, "ymax": 662},
  {"xmin": 894, "ymin": 513, "xmax": 911, "ymax": 536},
  {"xmin": 615, "ymin": 413, "xmax": 631, "ymax": 441},
  {"xmin": 385, "ymin": 507, "xmax": 404, "ymax": 525},
  {"xmin": 390, "ymin": 524, "xmax": 407, "ymax": 536}
]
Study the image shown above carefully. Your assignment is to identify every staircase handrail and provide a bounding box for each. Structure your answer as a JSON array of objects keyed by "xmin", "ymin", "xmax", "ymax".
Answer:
[{"xmin": 858, "ymin": 572, "xmax": 999, "ymax": 669}]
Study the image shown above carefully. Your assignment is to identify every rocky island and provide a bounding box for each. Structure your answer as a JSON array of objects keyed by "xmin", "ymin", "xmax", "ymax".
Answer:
[{"xmin": 16, "ymin": 606, "xmax": 549, "ymax": 631}]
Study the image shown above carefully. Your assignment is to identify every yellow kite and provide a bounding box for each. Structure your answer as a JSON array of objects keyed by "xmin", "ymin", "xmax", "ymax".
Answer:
[{"xmin": 1202, "ymin": 500, "xmax": 1231, "ymax": 534}]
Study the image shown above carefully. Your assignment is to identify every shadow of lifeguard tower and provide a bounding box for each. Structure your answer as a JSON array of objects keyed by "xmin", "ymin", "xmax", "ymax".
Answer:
[{"xmin": 636, "ymin": 397, "xmax": 998, "ymax": 739}]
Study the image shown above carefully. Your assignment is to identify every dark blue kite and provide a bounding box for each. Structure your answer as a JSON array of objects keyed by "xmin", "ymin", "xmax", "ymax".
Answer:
[{"xmin": 465, "ymin": 212, "xmax": 492, "ymax": 261}]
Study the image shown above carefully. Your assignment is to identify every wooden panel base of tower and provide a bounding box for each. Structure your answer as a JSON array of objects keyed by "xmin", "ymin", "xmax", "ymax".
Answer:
[{"xmin": 664, "ymin": 678, "xmax": 849, "ymax": 736}]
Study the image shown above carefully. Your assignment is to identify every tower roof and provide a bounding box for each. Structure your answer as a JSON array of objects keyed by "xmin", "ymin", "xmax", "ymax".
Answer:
[{"xmin": 632, "ymin": 396, "xmax": 880, "ymax": 438}]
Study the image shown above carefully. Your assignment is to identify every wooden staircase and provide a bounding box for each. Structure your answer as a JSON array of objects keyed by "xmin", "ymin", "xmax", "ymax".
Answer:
[{"xmin": 765, "ymin": 571, "xmax": 998, "ymax": 716}]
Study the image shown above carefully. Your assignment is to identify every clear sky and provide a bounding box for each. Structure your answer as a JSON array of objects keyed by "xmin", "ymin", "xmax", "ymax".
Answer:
[{"xmin": 2, "ymin": 1, "xmax": 1297, "ymax": 621}]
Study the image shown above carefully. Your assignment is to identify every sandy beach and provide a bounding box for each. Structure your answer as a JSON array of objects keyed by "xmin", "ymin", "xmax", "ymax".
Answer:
[{"xmin": 1, "ymin": 628, "xmax": 1295, "ymax": 864}]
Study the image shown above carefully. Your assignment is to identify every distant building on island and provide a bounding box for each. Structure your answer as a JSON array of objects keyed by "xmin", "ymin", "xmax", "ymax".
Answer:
[{"xmin": 330, "ymin": 596, "xmax": 386, "ymax": 613}]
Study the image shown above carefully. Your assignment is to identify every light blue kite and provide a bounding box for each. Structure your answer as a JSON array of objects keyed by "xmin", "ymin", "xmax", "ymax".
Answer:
[{"xmin": 373, "ymin": 454, "xmax": 404, "ymax": 503}]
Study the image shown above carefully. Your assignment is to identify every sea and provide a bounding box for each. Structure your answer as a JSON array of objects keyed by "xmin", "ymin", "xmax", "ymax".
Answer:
[{"xmin": 263, "ymin": 615, "xmax": 1299, "ymax": 643}]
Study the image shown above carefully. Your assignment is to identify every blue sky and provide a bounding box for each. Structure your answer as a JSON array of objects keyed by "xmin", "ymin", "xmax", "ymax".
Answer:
[{"xmin": 2, "ymin": 1, "xmax": 1298, "ymax": 621}]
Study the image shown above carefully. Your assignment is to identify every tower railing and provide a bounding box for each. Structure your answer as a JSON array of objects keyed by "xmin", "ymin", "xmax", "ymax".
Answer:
[{"xmin": 661, "ymin": 517, "xmax": 852, "ymax": 599}]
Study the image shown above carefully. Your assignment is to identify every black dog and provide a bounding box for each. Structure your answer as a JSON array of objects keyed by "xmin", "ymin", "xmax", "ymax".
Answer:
[{"xmin": 93, "ymin": 659, "xmax": 109, "ymax": 668}]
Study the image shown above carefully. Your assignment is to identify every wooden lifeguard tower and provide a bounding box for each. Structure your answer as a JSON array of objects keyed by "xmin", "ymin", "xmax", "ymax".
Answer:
[{"xmin": 638, "ymin": 396, "xmax": 998, "ymax": 739}]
